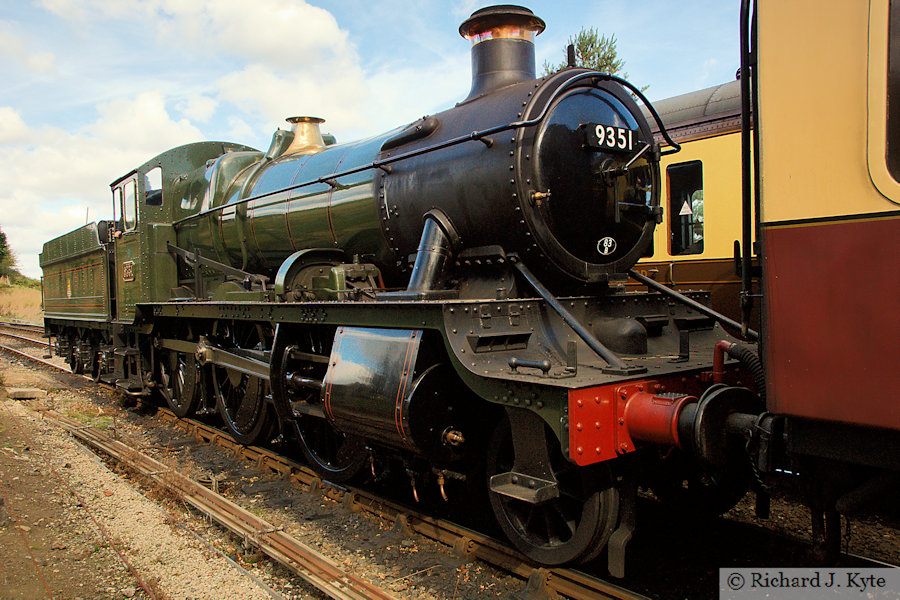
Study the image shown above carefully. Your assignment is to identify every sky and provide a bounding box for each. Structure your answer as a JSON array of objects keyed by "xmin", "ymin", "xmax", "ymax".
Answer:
[{"xmin": 0, "ymin": 0, "xmax": 740, "ymax": 279}]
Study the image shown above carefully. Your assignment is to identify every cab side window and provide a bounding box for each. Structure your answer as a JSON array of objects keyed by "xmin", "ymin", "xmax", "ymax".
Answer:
[
  {"xmin": 145, "ymin": 167, "xmax": 163, "ymax": 206},
  {"xmin": 667, "ymin": 161, "xmax": 704, "ymax": 255},
  {"xmin": 124, "ymin": 179, "xmax": 138, "ymax": 231}
]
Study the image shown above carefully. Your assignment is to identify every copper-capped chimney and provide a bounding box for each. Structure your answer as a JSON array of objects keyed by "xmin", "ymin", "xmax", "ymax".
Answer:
[
  {"xmin": 459, "ymin": 5, "xmax": 545, "ymax": 100},
  {"xmin": 284, "ymin": 116, "xmax": 326, "ymax": 155}
]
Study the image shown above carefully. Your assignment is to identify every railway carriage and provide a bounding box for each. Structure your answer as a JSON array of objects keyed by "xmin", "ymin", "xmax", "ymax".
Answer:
[
  {"xmin": 40, "ymin": 0, "xmax": 900, "ymax": 574},
  {"xmin": 634, "ymin": 80, "xmax": 754, "ymax": 326}
]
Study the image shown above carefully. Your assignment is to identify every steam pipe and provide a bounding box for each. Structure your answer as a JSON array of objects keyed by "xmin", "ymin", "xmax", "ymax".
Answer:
[
  {"xmin": 406, "ymin": 210, "xmax": 459, "ymax": 292},
  {"xmin": 713, "ymin": 339, "xmax": 766, "ymax": 400},
  {"xmin": 713, "ymin": 340, "xmax": 732, "ymax": 383}
]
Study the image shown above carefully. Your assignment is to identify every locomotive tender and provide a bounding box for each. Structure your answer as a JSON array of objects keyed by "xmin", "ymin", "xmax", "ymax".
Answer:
[{"xmin": 39, "ymin": 1, "xmax": 900, "ymax": 574}]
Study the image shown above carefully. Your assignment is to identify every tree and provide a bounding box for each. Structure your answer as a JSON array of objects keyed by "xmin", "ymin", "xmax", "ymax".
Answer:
[
  {"xmin": 0, "ymin": 225, "xmax": 15, "ymax": 277},
  {"xmin": 542, "ymin": 28, "xmax": 626, "ymax": 77}
]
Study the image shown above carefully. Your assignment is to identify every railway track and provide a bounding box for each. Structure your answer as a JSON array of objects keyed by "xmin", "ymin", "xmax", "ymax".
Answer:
[
  {"xmin": 3, "ymin": 333, "xmax": 899, "ymax": 597},
  {"xmin": 0, "ymin": 319, "xmax": 49, "ymax": 351},
  {"xmin": 0, "ymin": 334, "xmax": 649, "ymax": 600},
  {"xmin": 0, "ymin": 329, "xmax": 49, "ymax": 347},
  {"xmin": 0, "ymin": 318, "xmax": 45, "ymax": 335},
  {"xmin": 42, "ymin": 410, "xmax": 406, "ymax": 600},
  {"xmin": 155, "ymin": 409, "xmax": 642, "ymax": 600}
]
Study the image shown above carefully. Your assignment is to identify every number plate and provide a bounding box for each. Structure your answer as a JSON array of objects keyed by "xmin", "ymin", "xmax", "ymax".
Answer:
[
  {"xmin": 584, "ymin": 123, "xmax": 637, "ymax": 152},
  {"xmin": 122, "ymin": 260, "xmax": 135, "ymax": 282}
]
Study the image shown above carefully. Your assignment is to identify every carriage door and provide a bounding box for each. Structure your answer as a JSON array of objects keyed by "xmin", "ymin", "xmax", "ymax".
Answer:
[{"xmin": 113, "ymin": 177, "xmax": 141, "ymax": 322}]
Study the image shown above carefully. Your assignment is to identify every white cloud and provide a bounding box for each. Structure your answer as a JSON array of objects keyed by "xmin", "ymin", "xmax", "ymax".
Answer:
[
  {"xmin": 451, "ymin": 0, "xmax": 480, "ymax": 20},
  {"xmin": 0, "ymin": 92, "xmax": 205, "ymax": 278},
  {"xmin": 0, "ymin": 107, "xmax": 31, "ymax": 145},
  {"xmin": 172, "ymin": 0, "xmax": 351, "ymax": 69},
  {"xmin": 697, "ymin": 58, "xmax": 719, "ymax": 86},
  {"xmin": 9, "ymin": 0, "xmax": 474, "ymax": 278},
  {"xmin": 215, "ymin": 49, "xmax": 469, "ymax": 140},
  {"xmin": 0, "ymin": 21, "xmax": 57, "ymax": 75},
  {"xmin": 40, "ymin": 0, "xmax": 355, "ymax": 70},
  {"xmin": 91, "ymin": 91, "xmax": 204, "ymax": 151},
  {"xmin": 178, "ymin": 94, "xmax": 218, "ymax": 123},
  {"xmin": 225, "ymin": 116, "xmax": 257, "ymax": 145},
  {"xmin": 32, "ymin": 0, "xmax": 470, "ymax": 138},
  {"xmin": 216, "ymin": 62, "xmax": 368, "ymax": 132}
]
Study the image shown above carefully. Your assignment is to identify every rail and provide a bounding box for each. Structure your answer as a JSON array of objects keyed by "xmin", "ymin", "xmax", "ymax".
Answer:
[
  {"xmin": 38, "ymin": 409, "xmax": 405, "ymax": 600},
  {"xmin": 0, "ymin": 318, "xmax": 44, "ymax": 333},
  {"xmin": 0, "ymin": 329, "xmax": 50, "ymax": 347}
]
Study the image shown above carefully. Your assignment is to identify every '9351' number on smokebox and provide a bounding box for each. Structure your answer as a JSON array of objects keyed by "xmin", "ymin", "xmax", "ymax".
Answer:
[{"xmin": 585, "ymin": 124, "xmax": 635, "ymax": 152}]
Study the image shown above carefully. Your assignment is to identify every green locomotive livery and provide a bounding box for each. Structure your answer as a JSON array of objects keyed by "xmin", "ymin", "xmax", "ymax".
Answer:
[{"xmin": 41, "ymin": 6, "xmax": 767, "ymax": 572}]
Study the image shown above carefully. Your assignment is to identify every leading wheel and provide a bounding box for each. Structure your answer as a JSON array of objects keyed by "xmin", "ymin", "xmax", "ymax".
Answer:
[
  {"xmin": 212, "ymin": 322, "xmax": 274, "ymax": 445},
  {"xmin": 486, "ymin": 416, "xmax": 619, "ymax": 565}
]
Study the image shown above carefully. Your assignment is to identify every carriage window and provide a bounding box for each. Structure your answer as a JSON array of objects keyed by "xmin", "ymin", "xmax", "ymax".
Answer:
[
  {"xmin": 887, "ymin": 0, "xmax": 900, "ymax": 181},
  {"xmin": 668, "ymin": 161, "xmax": 704, "ymax": 255},
  {"xmin": 123, "ymin": 180, "xmax": 138, "ymax": 231},
  {"xmin": 145, "ymin": 167, "xmax": 163, "ymax": 205}
]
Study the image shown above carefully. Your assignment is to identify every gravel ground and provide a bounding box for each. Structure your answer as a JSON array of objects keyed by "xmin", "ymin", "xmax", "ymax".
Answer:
[
  {"xmin": 0, "ymin": 356, "xmax": 526, "ymax": 600},
  {"xmin": 0, "ymin": 365, "xmax": 286, "ymax": 600}
]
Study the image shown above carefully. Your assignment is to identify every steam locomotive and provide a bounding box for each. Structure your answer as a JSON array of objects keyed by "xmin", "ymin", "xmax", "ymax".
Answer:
[{"xmin": 40, "ymin": 1, "xmax": 900, "ymax": 575}]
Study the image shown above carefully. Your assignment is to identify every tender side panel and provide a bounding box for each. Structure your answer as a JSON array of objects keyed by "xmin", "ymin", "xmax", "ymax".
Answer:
[
  {"xmin": 39, "ymin": 224, "xmax": 110, "ymax": 321},
  {"xmin": 762, "ymin": 214, "xmax": 900, "ymax": 430}
]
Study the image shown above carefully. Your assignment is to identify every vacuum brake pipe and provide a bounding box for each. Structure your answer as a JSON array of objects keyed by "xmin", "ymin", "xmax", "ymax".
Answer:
[{"xmin": 713, "ymin": 339, "xmax": 766, "ymax": 400}]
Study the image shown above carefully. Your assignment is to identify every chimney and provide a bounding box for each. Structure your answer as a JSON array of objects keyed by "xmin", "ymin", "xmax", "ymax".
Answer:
[
  {"xmin": 284, "ymin": 116, "xmax": 326, "ymax": 155},
  {"xmin": 459, "ymin": 5, "xmax": 545, "ymax": 100}
]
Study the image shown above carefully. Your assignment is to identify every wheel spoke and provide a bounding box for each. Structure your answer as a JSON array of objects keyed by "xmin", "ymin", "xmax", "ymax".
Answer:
[
  {"xmin": 551, "ymin": 503, "xmax": 577, "ymax": 538},
  {"xmin": 212, "ymin": 322, "xmax": 271, "ymax": 444}
]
